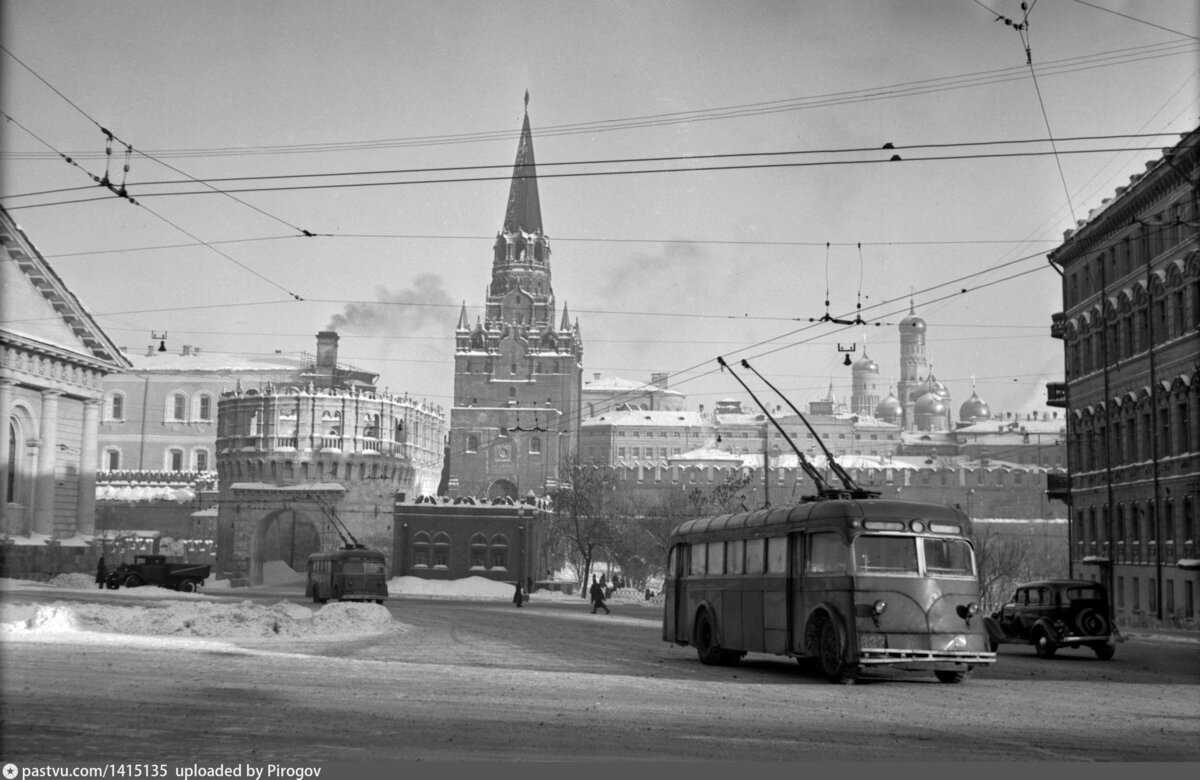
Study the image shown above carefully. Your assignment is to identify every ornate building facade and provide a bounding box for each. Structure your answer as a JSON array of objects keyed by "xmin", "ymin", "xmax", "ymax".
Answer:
[
  {"xmin": 447, "ymin": 104, "xmax": 583, "ymax": 500},
  {"xmin": 1047, "ymin": 127, "xmax": 1199, "ymax": 630},
  {"xmin": 1, "ymin": 205, "xmax": 131, "ymax": 574}
]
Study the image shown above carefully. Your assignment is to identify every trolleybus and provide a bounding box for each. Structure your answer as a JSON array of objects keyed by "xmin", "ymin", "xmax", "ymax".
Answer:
[
  {"xmin": 664, "ymin": 357, "xmax": 996, "ymax": 683},
  {"xmin": 663, "ymin": 498, "xmax": 995, "ymax": 683},
  {"xmin": 306, "ymin": 547, "xmax": 389, "ymax": 604}
]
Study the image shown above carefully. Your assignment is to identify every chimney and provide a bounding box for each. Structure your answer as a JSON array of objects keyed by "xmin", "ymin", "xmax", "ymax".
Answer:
[
  {"xmin": 182, "ymin": 345, "xmax": 192, "ymax": 356},
  {"xmin": 316, "ymin": 331, "xmax": 339, "ymax": 387},
  {"xmin": 593, "ymin": 372, "xmax": 601, "ymax": 381},
  {"xmin": 650, "ymin": 372, "xmax": 669, "ymax": 389},
  {"xmin": 146, "ymin": 344, "xmax": 156, "ymax": 357}
]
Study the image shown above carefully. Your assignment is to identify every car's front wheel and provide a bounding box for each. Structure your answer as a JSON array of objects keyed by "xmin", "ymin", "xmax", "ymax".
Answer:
[{"xmin": 1093, "ymin": 643, "xmax": 1115, "ymax": 660}]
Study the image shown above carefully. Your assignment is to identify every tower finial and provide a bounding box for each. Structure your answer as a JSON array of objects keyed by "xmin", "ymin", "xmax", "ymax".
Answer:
[{"xmin": 524, "ymin": 89, "xmax": 530, "ymax": 111}]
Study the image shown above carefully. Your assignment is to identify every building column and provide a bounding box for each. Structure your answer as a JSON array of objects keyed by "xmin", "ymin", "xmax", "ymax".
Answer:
[
  {"xmin": 0, "ymin": 380, "xmax": 14, "ymax": 531},
  {"xmin": 78, "ymin": 398, "xmax": 100, "ymax": 535},
  {"xmin": 33, "ymin": 390, "xmax": 61, "ymax": 537}
]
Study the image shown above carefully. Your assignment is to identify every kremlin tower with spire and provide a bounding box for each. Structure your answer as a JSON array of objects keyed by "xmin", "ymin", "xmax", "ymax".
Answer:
[{"xmin": 447, "ymin": 97, "xmax": 584, "ymax": 500}]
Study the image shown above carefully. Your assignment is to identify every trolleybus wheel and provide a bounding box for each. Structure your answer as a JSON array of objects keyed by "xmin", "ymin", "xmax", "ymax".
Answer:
[
  {"xmin": 816, "ymin": 616, "xmax": 856, "ymax": 684},
  {"xmin": 935, "ymin": 669, "xmax": 970, "ymax": 684},
  {"xmin": 1033, "ymin": 627, "xmax": 1057, "ymax": 658},
  {"xmin": 694, "ymin": 610, "xmax": 738, "ymax": 666}
]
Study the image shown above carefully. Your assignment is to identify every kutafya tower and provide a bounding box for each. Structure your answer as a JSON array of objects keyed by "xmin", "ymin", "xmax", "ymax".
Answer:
[{"xmin": 447, "ymin": 96, "xmax": 583, "ymax": 500}]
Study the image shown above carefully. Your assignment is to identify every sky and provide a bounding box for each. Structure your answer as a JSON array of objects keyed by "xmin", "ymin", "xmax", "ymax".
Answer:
[{"xmin": 2, "ymin": 1, "xmax": 1197, "ymax": 420}]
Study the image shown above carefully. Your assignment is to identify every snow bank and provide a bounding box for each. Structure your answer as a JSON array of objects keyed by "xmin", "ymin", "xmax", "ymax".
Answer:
[{"xmin": 1, "ymin": 599, "xmax": 397, "ymax": 639}]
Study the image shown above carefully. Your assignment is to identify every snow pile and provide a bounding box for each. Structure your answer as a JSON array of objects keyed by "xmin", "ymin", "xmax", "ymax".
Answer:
[
  {"xmin": 389, "ymin": 575, "xmax": 519, "ymax": 598},
  {"xmin": 2, "ymin": 599, "xmax": 398, "ymax": 639},
  {"xmin": 46, "ymin": 573, "xmax": 97, "ymax": 589}
]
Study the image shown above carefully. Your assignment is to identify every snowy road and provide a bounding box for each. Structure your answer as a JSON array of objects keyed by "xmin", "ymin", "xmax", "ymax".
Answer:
[{"xmin": 2, "ymin": 580, "xmax": 1198, "ymax": 763}]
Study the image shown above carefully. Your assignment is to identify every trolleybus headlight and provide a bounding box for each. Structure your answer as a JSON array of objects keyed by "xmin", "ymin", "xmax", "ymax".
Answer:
[
  {"xmin": 956, "ymin": 602, "xmax": 979, "ymax": 623},
  {"xmin": 871, "ymin": 599, "xmax": 887, "ymax": 627},
  {"xmin": 910, "ymin": 520, "xmax": 925, "ymax": 533}
]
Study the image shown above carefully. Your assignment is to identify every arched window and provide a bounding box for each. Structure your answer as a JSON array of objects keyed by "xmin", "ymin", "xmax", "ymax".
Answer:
[
  {"xmin": 169, "ymin": 393, "xmax": 187, "ymax": 422},
  {"xmin": 467, "ymin": 435, "xmax": 479, "ymax": 453},
  {"xmin": 193, "ymin": 449, "xmax": 209, "ymax": 471},
  {"xmin": 412, "ymin": 532, "xmax": 431, "ymax": 569},
  {"xmin": 104, "ymin": 448, "xmax": 120, "ymax": 471},
  {"xmin": 168, "ymin": 448, "xmax": 184, "ymax": 471},
  {"xmin": 489, "ymin": 535, "xmax": 508, "ymax": 570},
  {"xmin": 470, "ymin": 533, "xmax": 488, "ymax": 569},
  {"xmin": 433, "ymin": 533, "xmax": 451, "ymax": 568},
  {"xmin": 196, "ymin": 394, "xmax": 214, "ymax": 422},
  {"xmin": 530, "ymin": 436, "xmax": 542, "ymax": 454},
  {"xmin": 106, "ymin": 392, "xmax": 125, "ymax": 422}
]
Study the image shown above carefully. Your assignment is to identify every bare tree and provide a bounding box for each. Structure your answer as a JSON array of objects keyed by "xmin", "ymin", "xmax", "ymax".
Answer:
[
  {"xmin": 549, "ymin": 459, "xmax": 620, "ymax": 595},
  {"xmin": 973, "ymin": 521, "xmax": 1069, "ymax": 612}
]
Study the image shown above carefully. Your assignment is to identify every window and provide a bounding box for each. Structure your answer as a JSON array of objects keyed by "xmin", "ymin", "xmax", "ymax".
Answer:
[
  {"xmin": 168, "ymin": 449, "xmax": 184, "ymax": 471},
  {"xmin": 923, "ymin": 538, "xmax": 975, "ymax": 576},
  {"xmin": 725, "ymin": 540, "xmax": 744, "ymax": 574},
  {"xmin": 197, "ymin": 394, "xmax": 213, "ymax": 421},
  {"xmin": 104, "ymin": 449, "xmax": 120, "ymax": 470},
  {"xmin": 853, "ymin": 536, "xmax": 918, "ymax": 574},
  {"xmin": 807, "ymin": 533, "xmax": 846, "ymax": 574},
  {"xmin": 766, "ymin": 536, "xmax": 787, "ymax": 573},
  {"xmin": 170, "ymin": 393, "xmax": 187, "ymax": 421},
  {"xmin": 745, "ymin": 538, "xmax": 765, "ymax": 573},
  {"xmin": 707, "ymin": 542, "xmax": 724, "ymax": 574},
  {"xmin": 194, "ymin": 450, "xmax": 209, "ymax": 471},
  {"xmin": 470, "ymin": 534, "xmax": 488, "ymax": 569},
  {"xmin": 107, "ymin": 393, "xmax": 125, "ymax": 421},
  {"xmin": 412, "ymin": 532, "xmax": 431, "ymax": 568},
  {"xmin": 467, "ymin": 435, "xmax": 479, "ymax": 453},
  {"xmin": 530, "ymin": 436, "xmax": 541, "ymax": 454},
  {"xmin": 433, "ymin": 533, "xmax": 450, "ymax": 568},
  {"xmin": 689, "ymin": 545, "xmax": 706, "ymax": 576},
  {"xmin": 490, "ymin": 535, "xmax": 508, "ymax": 570}
]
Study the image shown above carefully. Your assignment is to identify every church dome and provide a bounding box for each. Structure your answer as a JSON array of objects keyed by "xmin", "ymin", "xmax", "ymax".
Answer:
[
  {"xmin": 875, "ymin": 393, "xmax": 902, "ymax": 420},
  {"xmin": 900, "ymin": 311, "xmax": 926, "ymax": 335},
  {"xmin": 852, "ymin": 353, "xmax": 879, "ymax": 373},
  {"xmin": 915, "ymin": 392, "xmax": 946, "ymax": 416},
  {"xmin": 916, "ymin": 374, "xmax": 949, "ymax": 400},
  {"xmin": 959, "ymin": 392, "xmax": 991, "ymax": 422}
]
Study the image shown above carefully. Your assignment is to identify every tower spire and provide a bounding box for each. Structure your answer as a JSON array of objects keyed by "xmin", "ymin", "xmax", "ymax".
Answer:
[{"xmin": 503, "ymin": 93, "xmax": 542, "ymax": 234}]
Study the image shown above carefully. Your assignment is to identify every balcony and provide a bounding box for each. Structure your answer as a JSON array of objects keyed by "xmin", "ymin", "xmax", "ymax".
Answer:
[
  {"xmin": 1050, "ymin": 311, "xmax": 1065, "ymax": 340},
  {"xmin": 1046, "ymin": 472, "xmax": 1070, "ymax": 501},
  {"xmin": 1046, "ymin": 381, "xmax": 1067, "ymax": 408}
]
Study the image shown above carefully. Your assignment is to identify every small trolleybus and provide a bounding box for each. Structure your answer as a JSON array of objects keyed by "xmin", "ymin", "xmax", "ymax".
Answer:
[
  {"xmin": 663, "ymin": 499, "xmax": 996, "ymax": 684},
  {"xmin": 306, "ymin": 547, "xmax": 389, "ymax": 604}
]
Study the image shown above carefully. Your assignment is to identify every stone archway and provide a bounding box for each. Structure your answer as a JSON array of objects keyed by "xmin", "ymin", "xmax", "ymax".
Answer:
[
  {"xmin": 488, "ymin": 479, "xmax": 518, "ymax": 502},
  {"xmin": 248, "ymin": 508, "xmax": 322, "ymax": 585}
]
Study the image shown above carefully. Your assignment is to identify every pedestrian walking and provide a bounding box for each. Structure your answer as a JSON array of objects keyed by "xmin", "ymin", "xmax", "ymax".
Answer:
[
  {"xmin": 95, "ymin": 557, "xmax": 107, "ymax": 590},
  {"xmin": 589, "ymin": 575, "xmax": 610, "ymax": 614},
  {"xmin": 513, "ymin": 581, "xmax": 525, "ymax": 608}
]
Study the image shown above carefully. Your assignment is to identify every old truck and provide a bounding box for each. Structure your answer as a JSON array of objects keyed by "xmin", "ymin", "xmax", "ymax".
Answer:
[{"xmin": 105, "ymin": 554, "xmax": 211, "ymax": 593}]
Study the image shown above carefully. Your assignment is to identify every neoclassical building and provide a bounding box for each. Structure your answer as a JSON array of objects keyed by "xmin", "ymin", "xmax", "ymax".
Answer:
[
  {"xmin": 1047, "ymin": 126, "xmax": 1199, "ymax": 629},
  {"xmin": 447, "ymin": 103, "xmax": 584, "ymax": 500},
  {"xmin": 1, "ymin": 206, "xmax": 131, "ymax": 550}
]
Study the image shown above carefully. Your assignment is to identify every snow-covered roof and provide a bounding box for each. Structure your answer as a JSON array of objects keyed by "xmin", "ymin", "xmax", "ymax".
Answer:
[
  {"xmin": 583, "ymin": 410, "xmax": 705, "ymax": 426},
  {"xmin": 120, "ymin": 350, "xmax": 306, "ymax": 374}
]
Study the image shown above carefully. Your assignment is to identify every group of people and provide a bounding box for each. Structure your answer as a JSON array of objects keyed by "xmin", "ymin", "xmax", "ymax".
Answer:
[{"xmin": 509, "ymin": 574, "xmax": 614, "ymax": 615}]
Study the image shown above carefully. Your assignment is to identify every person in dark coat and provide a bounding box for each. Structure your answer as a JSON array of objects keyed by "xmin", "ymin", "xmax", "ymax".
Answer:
[
  {"xmin": 589, "ymin": 575, "xmax": 610, "ymax": 614},
  {"xmin": 513, "ymin": 581, "xmax": 525, "ymax": 608},
  {"xmin": 95, "ymin": 557, "xmax": 107, "ymax": 589}
]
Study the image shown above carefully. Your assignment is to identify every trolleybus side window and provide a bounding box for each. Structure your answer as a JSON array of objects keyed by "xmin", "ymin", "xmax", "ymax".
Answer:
[
  {"xmin": 689, "ymin": 544, "xmax": 706, "ymax": 576},
  {"xmin": 807, "ymin": 532, "xmax": 846, "ymax": 574},
  {"xmin": 707, "ymin": 541, "xmax": 725, "ymax": 575},
  {"xmin": 745, "ymin": 537, "xmax": 765, "ymax": 573},
  {"xmin": 725, "ymin": 539, "xmax": 744, "ymax": 574},
  {"xmin": 766, "ymin": 536, "xmax": 788, "ymax": 573}
]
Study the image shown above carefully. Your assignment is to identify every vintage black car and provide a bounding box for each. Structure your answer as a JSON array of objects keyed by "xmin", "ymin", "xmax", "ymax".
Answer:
[{"xmin": 984, "ymin": 579, "xmax": 1116, "ymax": 660}]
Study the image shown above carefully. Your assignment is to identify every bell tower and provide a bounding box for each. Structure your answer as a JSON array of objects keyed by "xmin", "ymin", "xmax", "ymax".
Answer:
[{"xmin": 447, "ymin": 95, "xmax": 584, "ymax": 500}]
